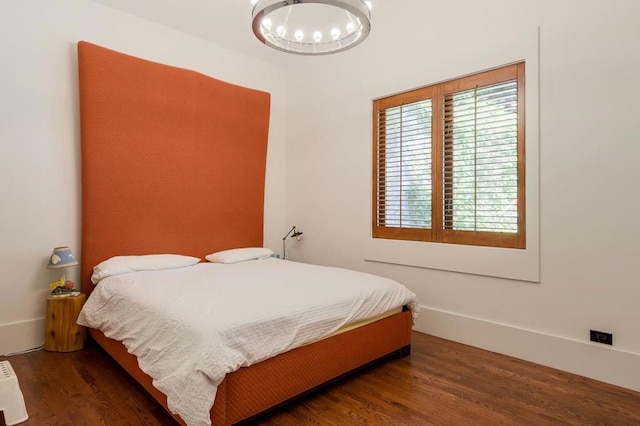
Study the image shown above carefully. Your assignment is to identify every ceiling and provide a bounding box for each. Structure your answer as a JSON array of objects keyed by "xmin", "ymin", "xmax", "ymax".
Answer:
[{"xmin": 91, "ymin": 0, "xmax": 317, "ymax": 65}]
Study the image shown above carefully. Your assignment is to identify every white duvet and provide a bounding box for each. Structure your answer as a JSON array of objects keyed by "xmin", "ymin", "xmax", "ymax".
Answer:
[{"xmin": 77, "ymin": 258, "xmax": 417, "ymax": 426}]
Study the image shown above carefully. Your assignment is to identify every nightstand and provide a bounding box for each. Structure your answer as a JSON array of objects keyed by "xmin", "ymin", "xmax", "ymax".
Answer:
[{"xmin": 44, "ymin": 293, "xmax": 86, "ymax": 352}]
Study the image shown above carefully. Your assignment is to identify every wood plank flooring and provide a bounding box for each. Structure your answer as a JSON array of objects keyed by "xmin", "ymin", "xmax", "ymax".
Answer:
[{"xmin": 1, "ymin": 332, "xmax": 638, "ymax": 425}]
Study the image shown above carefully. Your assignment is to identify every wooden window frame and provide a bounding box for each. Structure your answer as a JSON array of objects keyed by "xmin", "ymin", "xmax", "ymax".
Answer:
[{"xmin": 373, "ymin": 62, "xmax": 526, "ymax": 249}]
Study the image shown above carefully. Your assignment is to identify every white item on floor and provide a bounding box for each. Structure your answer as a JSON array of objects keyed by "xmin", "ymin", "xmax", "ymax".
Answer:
[{"xmin": 0, "ymin": 360, "xmax": 28, "ymax": 425}]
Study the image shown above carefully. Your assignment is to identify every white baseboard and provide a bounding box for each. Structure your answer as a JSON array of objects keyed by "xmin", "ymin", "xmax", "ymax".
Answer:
[
  {"xmin": 414, "ymin": 305, "xmax": 640, "ymax": 392},
  {"xmin": 0, "ymin": 319, "xmax": 45, "ymax": 356}
]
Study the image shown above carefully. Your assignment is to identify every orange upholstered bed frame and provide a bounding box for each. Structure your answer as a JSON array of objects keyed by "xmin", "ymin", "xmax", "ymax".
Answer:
[{"xmin": 78, "ymin": 41, "xmax": 412, "ymax": 425}]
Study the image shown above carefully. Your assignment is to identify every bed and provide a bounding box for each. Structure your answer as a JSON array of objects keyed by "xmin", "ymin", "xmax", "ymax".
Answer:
[{"xmin": 77, "ymin": 41, "xmax": 415, "ymax": 425}]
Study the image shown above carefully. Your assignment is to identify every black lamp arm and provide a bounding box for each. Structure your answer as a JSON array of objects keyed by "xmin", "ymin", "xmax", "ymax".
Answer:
[{"xmin": 282, "ymin": 225, "xmax": 297, "ymax": 241}]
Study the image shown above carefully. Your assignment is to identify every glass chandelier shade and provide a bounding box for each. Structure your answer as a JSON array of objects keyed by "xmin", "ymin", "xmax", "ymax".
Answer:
[{"xmin": 251, "ymin": 0, "xmax": 372, "ymax": 55}]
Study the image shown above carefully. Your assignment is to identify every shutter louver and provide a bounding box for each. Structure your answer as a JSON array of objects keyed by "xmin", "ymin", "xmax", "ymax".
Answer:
[{"xmin": 376, "ymin": 100, "xmax": 432, "ymax": 230}]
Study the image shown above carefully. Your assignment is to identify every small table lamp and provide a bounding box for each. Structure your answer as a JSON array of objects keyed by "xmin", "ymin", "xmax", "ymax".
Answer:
[
  {"xmin": 282, "ymin": 226, "xmax": 303, "ymax": 260},
  {"xmin": 47, "ymin": 246, "xmax": 79, "ymax": 293}
]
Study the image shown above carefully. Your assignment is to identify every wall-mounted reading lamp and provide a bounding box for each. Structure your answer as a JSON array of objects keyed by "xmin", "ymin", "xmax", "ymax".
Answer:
[{"xmin": 282, "ymin": 225, "xmax": 303, "ymax": 260}]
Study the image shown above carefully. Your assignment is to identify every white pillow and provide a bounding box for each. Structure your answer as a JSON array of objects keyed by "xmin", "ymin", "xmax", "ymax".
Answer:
[
  {"xmin": 205, "ymin": 247, "xmax": 273, "ymax": 264},
  {"xmin": 92, "ymin": 254, "xmax": 201, "ymax": 284}
]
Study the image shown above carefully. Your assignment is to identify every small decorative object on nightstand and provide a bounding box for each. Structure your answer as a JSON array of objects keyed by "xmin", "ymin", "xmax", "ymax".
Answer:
[{"xmin": 44, "ymin": 293, "xmax": 86, "ymax": 352}]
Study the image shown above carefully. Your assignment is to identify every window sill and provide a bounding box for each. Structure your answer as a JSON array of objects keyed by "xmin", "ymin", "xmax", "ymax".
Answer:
[{"xmin": 363, "ymin": 237, "xmax": 539, "ymax": 282}]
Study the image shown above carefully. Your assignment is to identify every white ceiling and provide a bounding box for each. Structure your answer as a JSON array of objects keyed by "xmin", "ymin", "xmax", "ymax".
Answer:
[{"xmin": 91, "ymin": 0, "xmax": 313, "ymax": 65}]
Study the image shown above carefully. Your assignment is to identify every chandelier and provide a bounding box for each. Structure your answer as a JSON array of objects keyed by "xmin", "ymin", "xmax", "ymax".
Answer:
[{"xmin": 251, "ymin": 0, "xmax": 372, "ymax": 55}]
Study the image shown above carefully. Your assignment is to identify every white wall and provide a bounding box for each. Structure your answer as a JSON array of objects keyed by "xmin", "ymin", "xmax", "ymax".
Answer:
[
  {"xmin": 0, "ymin": 0, "xmax": 287, "ymax": 355},
  {"xmin": 285, "ymin": 0, "xmax": 640, "ymax": 391}
]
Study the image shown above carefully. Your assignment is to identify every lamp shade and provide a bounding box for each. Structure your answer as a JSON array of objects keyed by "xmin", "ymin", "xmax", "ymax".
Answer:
[{"xmin": 46, "ymin": 246, "xmax": 78, "ymax": 269}]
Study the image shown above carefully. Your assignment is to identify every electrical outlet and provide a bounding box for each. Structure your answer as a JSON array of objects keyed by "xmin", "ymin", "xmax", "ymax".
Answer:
[{"xmin": 590, "ymin": 330, "xmax": 613, "ymax": 345}]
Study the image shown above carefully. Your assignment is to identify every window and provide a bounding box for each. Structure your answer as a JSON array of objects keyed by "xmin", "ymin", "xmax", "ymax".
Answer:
[{"xmin": 373, "ymin": 63, "xmax": 525, "ymax": 249}]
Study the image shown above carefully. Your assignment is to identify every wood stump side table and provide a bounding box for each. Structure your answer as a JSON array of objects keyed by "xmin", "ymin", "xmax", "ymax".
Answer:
[{"xmin": 44, "ymin": 293, "xmax": 87, "ymax": 352}]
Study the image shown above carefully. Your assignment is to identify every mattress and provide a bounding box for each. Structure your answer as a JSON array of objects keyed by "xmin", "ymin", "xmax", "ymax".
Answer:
[
  {"xmin": 77, "ymin": 258, "xmax": 416, "ymax": 426},
  {"xmin": 314, "ymin": 306, "xmax": 403, "ymax": 342}
]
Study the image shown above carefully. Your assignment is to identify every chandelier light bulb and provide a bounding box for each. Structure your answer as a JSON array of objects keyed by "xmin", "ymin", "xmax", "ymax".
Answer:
[
  {"xmin": 346, "ymin": 21, "xmax": 356, "ymax": 34},
  {"xmin": 331, "ymin": 27, "xmax": 341, "ymax": 40},
  {"xmin": 313, "ymin": 31, "xmax": 322, "ymax": 43},
  {"xmin": 294, "ymin": 30, "xmax": 304, "ymax": 42},
  {"xmin": 276, "ymin": 25, "xmax": 286, "ymax": 37},
  {"xmin": 262, "ymin": 18, "xmax": 272, "ymax": 30}
]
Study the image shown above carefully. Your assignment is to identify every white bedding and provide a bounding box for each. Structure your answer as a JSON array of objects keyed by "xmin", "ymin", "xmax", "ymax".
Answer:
[{"xmin": 77, "ymin": 258, "xmax": 417, "ymax": 426}]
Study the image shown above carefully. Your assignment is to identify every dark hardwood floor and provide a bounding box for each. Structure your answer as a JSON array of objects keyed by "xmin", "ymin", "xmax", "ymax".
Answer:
[{"xmin": 2, "ymin": 332, "xmax": 639, "ymax": 425}]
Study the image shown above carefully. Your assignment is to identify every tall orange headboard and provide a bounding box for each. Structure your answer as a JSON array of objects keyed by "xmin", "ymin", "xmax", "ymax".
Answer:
[{"xmin": 78, "ymin": 41, "xmax": 271, "ymax": 295}]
